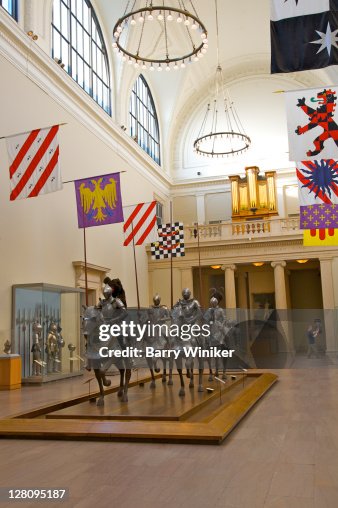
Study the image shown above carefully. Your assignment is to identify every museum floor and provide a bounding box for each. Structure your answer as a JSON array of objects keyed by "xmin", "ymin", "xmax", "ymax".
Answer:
[{"xmin": 1, "ymin": 362, "xmax": 338, "ymax": 508}]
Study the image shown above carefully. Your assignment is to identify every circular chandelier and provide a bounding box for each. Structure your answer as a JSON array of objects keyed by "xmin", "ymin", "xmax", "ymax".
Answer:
[
  {"xmin": 193, "ymin": 1, "xmax": 251, "ymax": 157},
  {"xmin": 112, "ymin": 1, "xmax": 208, "ymax": 71}
]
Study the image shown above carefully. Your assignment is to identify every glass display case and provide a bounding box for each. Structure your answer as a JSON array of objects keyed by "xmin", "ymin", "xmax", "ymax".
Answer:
[{"xmin": 12, "ymin": 283, "xmax": 84, "ymax": 383}]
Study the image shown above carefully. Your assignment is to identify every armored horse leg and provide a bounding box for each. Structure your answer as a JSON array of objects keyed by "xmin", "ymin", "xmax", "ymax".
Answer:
[
  {"xmin": 207, "ymin": 358, "xmax": 213, "ymax": 381},
  {"xmin": 146, "ymin": 357, "xmax": 156, "ymax": 389},
  {"xmin": 122, "ymin": 368, "xmax": 132, "ymax": 402},
  {"xmin": 94, "ymin": 369, "xmax": 105, "ymax": 406},
  {"xmin": 117, "ymin": 369, "xmax": 124, "ymax": 397},
  {"xmin": 198, "ymin": 358, "xmax": 204, "ymax": 392},
  {"xmin": 175, "ymin": 354, "xmax": 185, "ymax": 396}
]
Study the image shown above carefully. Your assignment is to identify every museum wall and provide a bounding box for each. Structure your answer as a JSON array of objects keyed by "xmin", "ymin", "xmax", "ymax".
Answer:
[
  {"xmin": 172, "ymin": 196, "xmax": 197, "ymax": 225},
  {"xmin": 247, "ymin": 269, "xmax": 275, "ymax": 309},
  {"xmin": 205, "ymin": 192, "xmax": 231, "ymax": 223},
  {"xmin": 0, "ymin": 29, "xmax": 170, "ymax": 351}
]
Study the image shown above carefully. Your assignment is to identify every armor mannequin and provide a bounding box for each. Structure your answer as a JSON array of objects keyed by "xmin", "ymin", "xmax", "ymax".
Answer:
[
  {"xmin": 56, "ymin": 325, "xmax": 65, "ymax": 369},
  {"xmin": 204, "ymin": 297, "xmax": 228, "ymax": 380},
  {"xmin": 31, "ymin": 322, "xmax": 43, "ymax": 376},
  {"xmin": 172, "ymin": 288, "xmax": 203, "ymax": 395},
  {"xmin": 144, "ymin": 294, "xmax": 172, "ymax": 386},
  {"xmin": 47, "ymin": 322, "xmax": 58, "ymax": 373}
]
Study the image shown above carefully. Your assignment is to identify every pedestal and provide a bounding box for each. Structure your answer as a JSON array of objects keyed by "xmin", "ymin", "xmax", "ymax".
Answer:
[{"xmin": 0, "ymin": 354, "xmax": 21, "ymax": 390}]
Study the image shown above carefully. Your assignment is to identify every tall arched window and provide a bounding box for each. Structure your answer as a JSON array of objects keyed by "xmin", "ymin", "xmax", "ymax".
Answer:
[
  {"xmin": 52, "ymin": 0, "xmax": 111, "ymax": 114},
  {"xmin": 0, "ymin": 0, "xmax": 17, "ymax": 19},
  {"xmin": 130, "ymin": 75, "xmax": 160, "ymax": 165}
]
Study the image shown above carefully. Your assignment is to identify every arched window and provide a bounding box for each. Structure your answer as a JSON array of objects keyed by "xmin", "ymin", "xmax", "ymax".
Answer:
[
  {"xmin": 52, "ymin": 0, "xmax": 111, "ymax": 114},
  {"xmin": 130, "ymin": 75, "xmax": 160, "ymax": 165},
  {"xmin": 0, "ymin": 0, "xmax": 17, "ymax": 19}
]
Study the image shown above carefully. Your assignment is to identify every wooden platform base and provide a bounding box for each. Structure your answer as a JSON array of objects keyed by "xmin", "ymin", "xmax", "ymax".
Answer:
[{"xmin": 0, "ymin": 371, "xmax": 277, "ymax": 444}]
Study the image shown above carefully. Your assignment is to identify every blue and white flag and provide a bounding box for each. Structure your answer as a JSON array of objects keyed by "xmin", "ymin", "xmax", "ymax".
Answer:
[{"xmin": 271, "ymin": 1, "xmax": 338, "ymax": 73}]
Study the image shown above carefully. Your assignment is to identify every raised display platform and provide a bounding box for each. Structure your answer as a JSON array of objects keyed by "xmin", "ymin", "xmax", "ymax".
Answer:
[{"xmin": 0, "ymin": 371, "xmax": 277, "ymax": 444}]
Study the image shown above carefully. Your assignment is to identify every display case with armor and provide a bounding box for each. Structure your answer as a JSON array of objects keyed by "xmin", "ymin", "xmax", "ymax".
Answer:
[{"xmin": 11, "ymin": 283, "xmax": 84, "ymax": 383}]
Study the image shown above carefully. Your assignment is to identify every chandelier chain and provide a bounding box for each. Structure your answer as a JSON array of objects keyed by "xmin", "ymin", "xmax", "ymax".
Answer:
[
  {"xmin": 136, "ymin": 1, "xmax": 149, "ymax": 58},
  {"xmin": 178, "ymin": 0, "xmax": 195, "ymax": 49},
  {"xmin": 163, "ymin": 6, "xmax": 170, "ymax": 60},
  {"xmin": 215, "ymin": 0, "xmax": 220, "ymax": 67}
]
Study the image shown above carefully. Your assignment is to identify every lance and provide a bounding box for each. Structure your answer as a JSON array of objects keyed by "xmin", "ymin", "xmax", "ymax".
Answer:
[
  {"xmin": 22, "ymin": 309, "xmax": 27, "ymax": 377},
  {"xmin": 16, "ymin": 309, "xmax": 21, "ymax": 356}
]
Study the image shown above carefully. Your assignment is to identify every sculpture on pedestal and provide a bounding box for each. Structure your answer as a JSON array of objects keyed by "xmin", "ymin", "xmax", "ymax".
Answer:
[{"xmin": 3, "ymin": 340, "xmax": 11, "ymax": 355}]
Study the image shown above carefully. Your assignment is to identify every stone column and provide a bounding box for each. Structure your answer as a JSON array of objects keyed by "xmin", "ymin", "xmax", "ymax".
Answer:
[
  {"xmin": 237, "ymin": 272, "xmax": 248, "ymax": 309},
  {"xmin": 196, "ymin": 194, "xmax": 206, "ymax": 225},
  {"xmin": 320, "ymin": 258, "xmax": 336, "ymax": 352},
  {"xmin": 271, "ymin": 261, "xmax": 293, "ymax": 356},
  {"xmin": 222, "ymin": 264, "xmax": 237, "ymax": 309},
  {"xmin": 271, "ymin": 261, "xmax": 287, "ymax": 309}
]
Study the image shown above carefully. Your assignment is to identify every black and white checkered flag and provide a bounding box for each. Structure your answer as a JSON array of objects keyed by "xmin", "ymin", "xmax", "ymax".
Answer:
[{"xmin": 151, "ymin": 222, "xmax": 185, "ymax": 260}]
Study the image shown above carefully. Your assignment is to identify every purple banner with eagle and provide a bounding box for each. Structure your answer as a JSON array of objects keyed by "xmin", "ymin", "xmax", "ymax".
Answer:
[{"xmin": 74, "ymin": 172, "xmax": 124, "ymax": 228}]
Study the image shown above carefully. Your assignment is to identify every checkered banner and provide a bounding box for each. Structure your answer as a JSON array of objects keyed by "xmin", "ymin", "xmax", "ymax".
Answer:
[{"xmin": 151, "ymin": 222, "xmax": 185, "ymax": 260}]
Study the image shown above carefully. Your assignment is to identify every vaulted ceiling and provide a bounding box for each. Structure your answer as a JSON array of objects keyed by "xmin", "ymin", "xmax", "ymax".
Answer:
[{"xmin": 93, "ymin": 0, "xmax": 337, "ymax": 182}]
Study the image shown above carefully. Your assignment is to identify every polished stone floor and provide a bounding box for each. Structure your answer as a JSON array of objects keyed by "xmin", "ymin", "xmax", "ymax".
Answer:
[{"xmin": 1, "ymin": 361, "xmax": 338, "ymax": 507}]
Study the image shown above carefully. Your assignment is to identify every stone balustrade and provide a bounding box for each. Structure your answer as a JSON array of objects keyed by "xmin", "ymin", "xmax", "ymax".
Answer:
[{"xmin": 187, "ymin": 217, "xmax": 301, "ymax": 242}]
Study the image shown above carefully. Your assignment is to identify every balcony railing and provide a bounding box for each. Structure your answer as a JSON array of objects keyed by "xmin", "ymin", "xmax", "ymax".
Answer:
[{"xmin": 187, "ymin": 217, "xmax": 301, "ymax": 242}]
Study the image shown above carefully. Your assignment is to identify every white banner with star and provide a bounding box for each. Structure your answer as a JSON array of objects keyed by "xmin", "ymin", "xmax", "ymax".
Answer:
[
  {"xmin": 270, "ymin": 1, "xmax": 338, "ymax": 73},
  {"xmin": 285, "ymin": 87, "xmax": 338, "ymax": 161},
  {"xmin": 271, "ymin": 0, "xmax": 329, "ymax": 22}
]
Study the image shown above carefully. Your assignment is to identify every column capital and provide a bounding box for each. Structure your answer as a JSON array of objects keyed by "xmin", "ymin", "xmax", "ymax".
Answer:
[
  {"xmin": 221, "ymin": 264, "xmax": 237, "ymax": 272},
  {"xmin": 271, "ymin": 261, "xmax": 286, "ymax": 269}
]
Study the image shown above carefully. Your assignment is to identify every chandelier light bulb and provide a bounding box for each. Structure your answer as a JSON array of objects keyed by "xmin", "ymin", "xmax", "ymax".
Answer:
[
  {"xmin": 174, "ymin": 63, "xmax": 179, "ymax": 70},
  {"xmin": 112, "ymin": 42, "xmax": 117, "ymax": 48},
  {"xmin": 150, "ymin": 64, "xmax": 155, "ymax": 71},
  {"xmin": 113, "ymin": 3, "xmax": 207, "ymax": 71}
]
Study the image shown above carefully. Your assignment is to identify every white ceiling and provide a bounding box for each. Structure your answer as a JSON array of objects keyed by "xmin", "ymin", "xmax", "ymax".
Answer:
[{"xmin": 94, "ymin": 0, "xmax": 336, "ymax": 181}]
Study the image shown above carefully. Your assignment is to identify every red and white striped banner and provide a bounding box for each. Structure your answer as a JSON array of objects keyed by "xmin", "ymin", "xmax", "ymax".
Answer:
[
  {"xmin": 123, "ymin": 201, "xmax": 157, "ymax": 246},
  {"xmin": 6, "ymin": 125, "xmax": 62, "ymax": 201}
]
